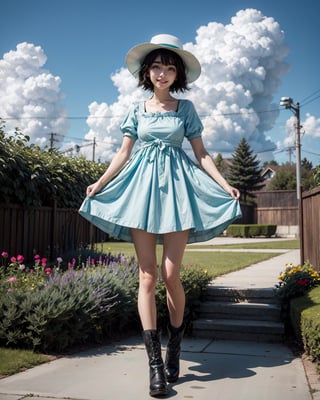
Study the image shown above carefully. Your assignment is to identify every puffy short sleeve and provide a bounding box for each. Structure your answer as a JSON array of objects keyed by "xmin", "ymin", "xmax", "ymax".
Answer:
[
  {"xmin": 183, "ymin": 100, "xmax": 203, "ymax": 140},
  {"xmin": 120, "ymin": 102, "xmax": 139, "ymax": 140}
]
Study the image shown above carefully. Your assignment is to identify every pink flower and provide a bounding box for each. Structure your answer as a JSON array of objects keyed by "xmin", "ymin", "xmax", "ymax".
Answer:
[
  {"xmin": 10, "ymin": 256, "xmax": 16, "ymax": 263},
  {"xmin": 1, "ymin": 251, "xmax": 8, "ymax": 258},
  {"xmin": 57, "ymin": 257, "xmax": 63, "ymax": 263},
  {"xmin": 45, "ymin": 267, "xmax": 51, "ymax": 275},
  {"xmin": 34, "ymin": 254, "xmax": 40, "ymax": 260},
  {"xmin": 19, "ymin": 264, "xmax": 26, "ymax": 270},
  {"xmin": 8, "ymin": 277, "xmax": 16, "ymax": 283},
  {"xmin": 41, "ymin": 258, "xmax": 47, "ymax": 267},
  {"xmin": 29, "ymin": 269, "xmax": 34, "ymax": 273},
  {"xmin": 17, "ymin": 254, "xmax": 24, "ymax": 263}
]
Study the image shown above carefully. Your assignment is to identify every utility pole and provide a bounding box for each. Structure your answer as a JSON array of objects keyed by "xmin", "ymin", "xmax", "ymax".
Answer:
[
  {"xmin": 49, "ymin": 132, "xmax": 59, "ymax": 149},
  {"xmin": 280, "ymin": 97, "xmax": 303, "ymax": 265},
  {"xmin": 280, "ymin": 98, "xmax": 302, "ymax": 200},
  {"xmin": 92, "ymin": 137, "xmax": 97, "ymax": 162}
]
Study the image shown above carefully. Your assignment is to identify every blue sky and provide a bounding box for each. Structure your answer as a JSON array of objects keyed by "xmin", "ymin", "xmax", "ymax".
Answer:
[{"xmin": 1, "ymin": 0, "xmax": 320, "ymax": 165}]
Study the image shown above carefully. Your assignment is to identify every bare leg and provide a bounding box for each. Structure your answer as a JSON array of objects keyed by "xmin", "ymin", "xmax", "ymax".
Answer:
[
  {"xmin": 132, "ymin": 229, "xmax": 168, "ymax": 396},
  {"xmin": 131, "ymin": 228, "xmax": 158, "ymax": 330},
  {"xmin": 161, "ymin": 230, "xmax": 189, "ymax": 328}
]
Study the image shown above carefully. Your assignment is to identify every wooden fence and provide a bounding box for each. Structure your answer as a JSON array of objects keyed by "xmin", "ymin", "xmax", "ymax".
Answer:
[
  {"xmin": 253, "ymin": 190, "xmax": 298, "ymax": 226},
  {"xmin": 301, "ymin": 187, "xmax": 320, "ymax": 269},
  {"xmin": 0, "ymin": 203, "xmax": 107, "ymax": 261}
]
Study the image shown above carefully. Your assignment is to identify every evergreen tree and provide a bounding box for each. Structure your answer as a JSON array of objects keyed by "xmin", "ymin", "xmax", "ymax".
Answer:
[
  {"xmin": 215, "ymin": 153, "xmax": 227, "ymax": 176},
  {"xmin": 227, "ymin": 137, "xmax": 264, "ymax": 202}
]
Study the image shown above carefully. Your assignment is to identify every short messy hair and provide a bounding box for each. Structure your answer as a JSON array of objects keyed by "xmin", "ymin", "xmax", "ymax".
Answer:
[{"xmin": 138, "ymin": 48, "xmax": 189, "ymax": 93}]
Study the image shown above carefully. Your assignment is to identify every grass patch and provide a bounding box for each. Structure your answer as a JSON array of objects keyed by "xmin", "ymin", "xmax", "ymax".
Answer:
[
  {"xmin": 182, "ymin": 251, "xmax": 280, "ymax": 277},
  {"xmin": 96, "ymin": 241, "xmax": 281, "ymax": 277},
  {"xmin": 187, "ymin": 239, "xmax": 299, "ymax": 250},
  {"xmin": 0, "ymin": 348, "xmax": 52, "ymax": 376}
]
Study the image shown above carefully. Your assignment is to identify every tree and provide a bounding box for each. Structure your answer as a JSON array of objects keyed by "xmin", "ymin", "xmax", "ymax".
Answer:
[
  {"xmin": 267, "ymin": 158, "xmax": 316, "ymax": 191},
  {"xmin": 267, "ymin": 163, "xmax": 296, "ymax": 190},
  {"xmin": 215, "ymin": 153, "xmax": 228, "ymax": 176},
  {"xmin": 227, "ymin": 137, "xmax": 264, "ymax": 202}
]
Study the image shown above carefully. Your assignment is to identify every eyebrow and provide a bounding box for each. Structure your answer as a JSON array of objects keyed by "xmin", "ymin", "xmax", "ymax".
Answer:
[{"xmin": 152, "ymin": 60, "xmax": 175, "ymax": 66}]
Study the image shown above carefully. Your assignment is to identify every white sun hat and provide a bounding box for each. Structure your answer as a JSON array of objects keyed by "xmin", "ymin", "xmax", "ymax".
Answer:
[{"xmin": 125, "ymin": 34, "xmax": 201, "ymax": 83}]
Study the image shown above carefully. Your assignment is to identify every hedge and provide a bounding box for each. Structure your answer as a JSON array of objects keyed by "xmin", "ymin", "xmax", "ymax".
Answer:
[
  {"xmin": 290, "ymin": 286, "xmax": 320, "ymax": 370},
  {"xmin": 227, "ymin": 224, "xmax": 277, "ymax": 238}
]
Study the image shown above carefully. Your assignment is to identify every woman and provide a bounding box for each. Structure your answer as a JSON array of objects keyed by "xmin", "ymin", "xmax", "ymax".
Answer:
[{"xmin": 80, "ymin": 34, "xmax": 241, "ymax": 397}]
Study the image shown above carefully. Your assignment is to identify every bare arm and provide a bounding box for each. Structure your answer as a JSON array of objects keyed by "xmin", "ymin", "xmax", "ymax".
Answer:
[
  {"xmin": 190, "ymin": 137, "xmax": 240, "ymax": 200},
  {"xmin": 86, "ymin": 136, "xmax": 136, "ymax": 197}
]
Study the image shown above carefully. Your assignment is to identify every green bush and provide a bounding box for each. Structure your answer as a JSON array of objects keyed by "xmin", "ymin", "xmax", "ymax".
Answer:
[
  {"xmin": 0, "ymin": 249, "xmax": 211, "ymax": 352},
  {"xmin": 227, "ymin": 224, "xmax": 277, "ymax": 238},
  {"xmin": 0, "ymin": 123, "xmax": 108, "ymax": 208},
  {"xmin": 0, "ymin": 265, "xmax": 139, "ymax": 352},
  {"xmin": 290, "ymin": 287, "xmax": 320, "ymax": 371}
]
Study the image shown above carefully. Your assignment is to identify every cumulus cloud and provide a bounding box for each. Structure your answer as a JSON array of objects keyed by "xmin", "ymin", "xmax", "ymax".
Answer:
[
  {"xmin": 5, "ymin": 8, "xmax": 318, "ymax": 163},
  {"xmin": 0, "ymin": 42, "xmax": 68, "ymax": 146},
  {"xmin": 85, "ymin": 8, "xmax": 290, "ymax": 162}
]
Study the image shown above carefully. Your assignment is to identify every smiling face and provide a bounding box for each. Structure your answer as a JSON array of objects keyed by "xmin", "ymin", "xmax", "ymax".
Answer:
[
  {"xmin": 138, "ymin": 48, "xmax": 188, "ymax": 93},
  {"xmin": 148, "ymin": 56, "xmax": 177, "ymax": 91}
]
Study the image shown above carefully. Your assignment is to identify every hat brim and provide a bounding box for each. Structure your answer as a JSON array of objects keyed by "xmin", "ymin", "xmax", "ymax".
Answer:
[{"xmin": 125, "ymin": 42, "xmax": 201, "ymax": 83}]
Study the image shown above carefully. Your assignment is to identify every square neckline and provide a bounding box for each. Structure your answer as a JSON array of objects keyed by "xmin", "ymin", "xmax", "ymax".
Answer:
[{"xmin": 143, "ymin": 100, "xmax": 180, "ymax": 114}]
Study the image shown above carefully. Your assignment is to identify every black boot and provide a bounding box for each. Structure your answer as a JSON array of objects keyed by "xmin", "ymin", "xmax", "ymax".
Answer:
[
  {"xmin": 164, "ymin": 323, "xmax": 185, "ymax": 383},
  {"xmin": 142, "ymin": 329, "xmax": 168, "ymax": 397}
]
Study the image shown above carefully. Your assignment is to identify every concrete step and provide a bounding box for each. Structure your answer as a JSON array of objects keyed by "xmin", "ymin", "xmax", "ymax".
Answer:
[
  {"xmin": 205, "ymin": 286, "xmax": 280, "ymax": 304},
  {"xmin": 192, "ymin": 318, "xmax": 284, "ymax": 342},
  {"xmin": 198, "ymin": 301, "xmax": 282, "ymax": 321}
]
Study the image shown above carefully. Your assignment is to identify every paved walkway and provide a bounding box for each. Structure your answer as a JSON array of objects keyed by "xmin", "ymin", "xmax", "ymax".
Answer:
[{"xmin": 0, "ymin": 238, "xmax": 317, "ymax": 400}]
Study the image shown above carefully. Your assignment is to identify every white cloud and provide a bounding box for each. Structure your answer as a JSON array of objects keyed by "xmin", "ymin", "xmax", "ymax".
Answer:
[
  {"xmin": 84, "ymin": 8, "xmax": 290, "ymax": 162},
  {"xmin": 303, "ymin": 113, "xmax": 320, "ymax": 138},
  {"xmin": 4, "ymin": 8, "xmax": 318, "ymax": 164},
  {"xmin": 0, "ymin": 42, "xmax": 68, "ymax": 146}
]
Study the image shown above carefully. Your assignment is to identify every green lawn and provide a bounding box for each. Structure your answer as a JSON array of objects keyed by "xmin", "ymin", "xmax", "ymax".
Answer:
[
  {"xmin": 0, "ymin": 348, "xmax": 51, "ymax": 376},
  {"xmin": 97, "ymin": 239, "xmax": 296, "ymax": 277},
  {"xmin": 188, "ymin": 239, "xmax": 300, "ymax": 250}
]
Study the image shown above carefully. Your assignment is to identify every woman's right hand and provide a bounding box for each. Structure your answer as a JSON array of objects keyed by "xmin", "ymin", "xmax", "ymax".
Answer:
[{"xmin": 86, "ymin": 181, "xmax": 102, "ymax": 197}]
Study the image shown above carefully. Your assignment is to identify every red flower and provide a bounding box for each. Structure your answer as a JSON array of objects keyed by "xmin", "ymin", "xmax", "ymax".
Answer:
[
  {"xmin": 17, "ymin": 254, "xmax": 24, "ymax": 263},
  {"xmin": 297, "ymin": 279, "xmax": 308, "ymax": 286}
]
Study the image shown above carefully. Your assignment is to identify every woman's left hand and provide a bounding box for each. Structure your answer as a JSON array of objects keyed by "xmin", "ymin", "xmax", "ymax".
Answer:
[{"xmin": 227, "ymin": 186, "xmax": 240, "ymax": 200}]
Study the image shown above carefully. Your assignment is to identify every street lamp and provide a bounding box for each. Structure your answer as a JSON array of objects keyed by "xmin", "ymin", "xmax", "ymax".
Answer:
[{"xmin": 279, "ymin": 97, "xmax": 302, "ymax": 200}]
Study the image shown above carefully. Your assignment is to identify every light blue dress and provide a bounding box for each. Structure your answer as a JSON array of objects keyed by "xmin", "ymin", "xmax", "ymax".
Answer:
[{"xmin": 79, "ymin": 99, "xmax": 242, "ymax": 244}]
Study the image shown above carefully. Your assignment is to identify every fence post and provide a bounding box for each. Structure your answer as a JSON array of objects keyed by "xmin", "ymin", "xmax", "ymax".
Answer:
[
  {"xmin": 299, "ymin": 186, "xmax": 304, "ymax": 266},
  {"xmin": 50, "ymin": 200, "xmax": 57, "ymax": 259}
]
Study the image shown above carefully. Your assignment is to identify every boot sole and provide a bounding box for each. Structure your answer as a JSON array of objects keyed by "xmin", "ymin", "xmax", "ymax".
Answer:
[{"xmin": 150, "ymin": 388, "xmax": 169, "ymax": 397}]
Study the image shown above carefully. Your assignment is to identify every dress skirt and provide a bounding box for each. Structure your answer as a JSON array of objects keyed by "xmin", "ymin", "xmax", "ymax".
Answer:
[{"xmin": 79, "ymin": 139, "xmax": 242, "ymax": 244}]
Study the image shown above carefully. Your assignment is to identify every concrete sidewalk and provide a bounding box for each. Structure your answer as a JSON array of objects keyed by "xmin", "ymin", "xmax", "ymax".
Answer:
[{"xmin": 0, "ymin": 243, "xmax": 315, "ymax": 400}]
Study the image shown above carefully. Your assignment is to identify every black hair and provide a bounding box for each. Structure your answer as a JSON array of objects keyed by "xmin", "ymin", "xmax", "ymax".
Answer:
[{"xmin": 138, "ymin": 48, "xmax": 189, "ymax": 93}]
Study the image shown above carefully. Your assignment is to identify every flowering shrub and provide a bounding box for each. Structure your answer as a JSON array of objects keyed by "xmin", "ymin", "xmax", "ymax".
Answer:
[
  {"xmin": 0, "ymin": 250, "xmax": 140, "ymax": 351},
  {"xmin": 0, "ymin": 251, "xmax": 62, "ymax": 292},
  {"xmin": 275, "ymin": 261, "xmax": 320, "ymax": 301},
  {"xmin": 0, "ymin": 249, "xmax": 211, "ymax": 352}
]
